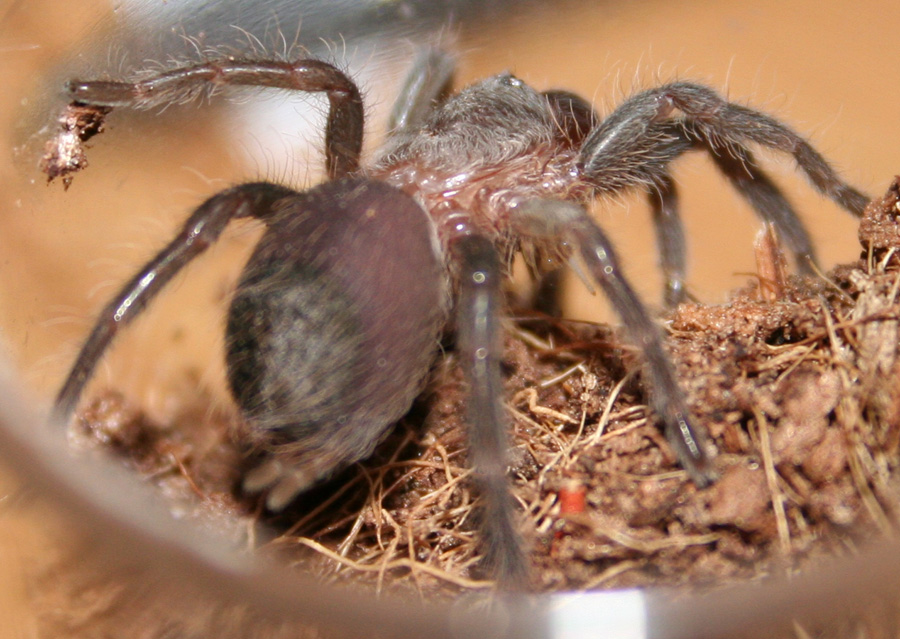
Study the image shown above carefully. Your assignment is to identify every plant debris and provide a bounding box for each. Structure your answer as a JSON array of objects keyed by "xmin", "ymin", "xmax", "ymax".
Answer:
[{"xmin": 40, "ymin": 102, "xmax": 111, "ymax": 189}]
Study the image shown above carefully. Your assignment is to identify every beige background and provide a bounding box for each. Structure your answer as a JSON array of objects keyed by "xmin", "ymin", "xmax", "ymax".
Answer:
[{"xmin": 0, "ymin": 0, "xmax": 896, "ymax": 633}]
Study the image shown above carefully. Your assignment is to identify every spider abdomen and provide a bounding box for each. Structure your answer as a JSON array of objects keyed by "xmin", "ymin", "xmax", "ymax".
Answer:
[
  {"xmin": 226, "ymin": 260, "xmax": 368, "ymax": 438},
  {"xmin": 225, "ymin": 178, "xmax": 450, "ymax": 485}
]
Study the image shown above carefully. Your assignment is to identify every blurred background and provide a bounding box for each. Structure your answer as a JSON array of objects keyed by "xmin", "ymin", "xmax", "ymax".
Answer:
[{"xmin": 0, "ymin": 0, "xmax": 896, "ymax": 635}]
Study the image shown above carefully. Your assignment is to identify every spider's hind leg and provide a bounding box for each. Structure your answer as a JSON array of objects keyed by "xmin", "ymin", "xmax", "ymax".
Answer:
[
  {"xmin": 511, "ymin": 199, "xmax": 715, "ymax": 485},
  {"xmin": 579, "ymin": 84, "xmax": 869, "ymax": 305},
  {"xmin": 582, "ymin": 82, "xmax": 868, "ymax": 216},
  {"xmin": 648, "ymin": 123, "xmax": 821, "ymax": 305},
  {"xmin": 681, "ymin": 122, "xmax": 820, "ymax": 276}
]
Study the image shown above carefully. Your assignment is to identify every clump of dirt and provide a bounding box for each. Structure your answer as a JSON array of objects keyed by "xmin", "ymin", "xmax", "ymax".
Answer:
[
  {"xmin": 39, "ymin": 103, "xmax": 111, "ymax": 189},
  {"xmin": 35, "ymin": 179, "xmax": 900, "ymax": 635}
]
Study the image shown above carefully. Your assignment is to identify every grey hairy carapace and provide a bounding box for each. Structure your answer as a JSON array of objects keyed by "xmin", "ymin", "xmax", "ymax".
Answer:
[{"xmin": 49, "ymin": 48, "xmax": 867, "ymax": 586}]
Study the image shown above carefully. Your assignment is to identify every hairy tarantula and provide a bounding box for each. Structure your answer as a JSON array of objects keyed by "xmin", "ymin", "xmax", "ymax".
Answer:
[{"xmin": 46, "ymin": 49, "xmax": 867, "ymax": 586}]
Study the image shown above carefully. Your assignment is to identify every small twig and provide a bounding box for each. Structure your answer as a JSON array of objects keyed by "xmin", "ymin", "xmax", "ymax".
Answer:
[
  {"xmin": 585, "ymin": 369, "xmax": 638, "ymax": 447},
  {"xmin": 539, "ymin": 361, "xmax": 588, "ymax": 388},
  {"xmin": 291, "ymin": 536, "xmax": 493, "ymax": 589},
  {"xmin": 753, "ymin": 408, "xmax": 791, "ymax": 555},
  {"xmin": 515, "ymin": 387, "xmax": 578, "ymax": 424},
  {"xmin": 336, "ymin": 507, "xmax": 367, "ymax": 557},
  {"xmin": 580, "ymin": 560, "xmax": 641, "ymax": 591},
  {"xmin": 847, "ymin": 427, "xmax": 894, "ymax": 535},
  {"xmin": 567, "ymin": 514, "xmax": 720, "ymax": 553}
]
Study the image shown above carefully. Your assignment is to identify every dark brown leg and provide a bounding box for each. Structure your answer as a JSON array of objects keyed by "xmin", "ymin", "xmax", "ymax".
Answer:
[
  {"xmin": 67, "ymin": 59, "xmax": 364, "ymax": 179},
  {"xmin": 53, "ymin": 182, "xmax": 294, "ymax": 424},
  {"xmin": 581, "ymin": 82, "xmax": 868, "ymax": 215},
  {"xmin": 454, "ymin": 232, "xmax": 527, "ymax": 588},
  {"xmin": 510, "ymin": 199, "xmax": 715, "ymax": 486}
]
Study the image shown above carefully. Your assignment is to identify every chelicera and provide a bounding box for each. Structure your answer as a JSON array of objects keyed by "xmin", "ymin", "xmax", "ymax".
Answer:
[{"xmin": 46, "ymin": 49, "xmax": 868, "ymax": 586}]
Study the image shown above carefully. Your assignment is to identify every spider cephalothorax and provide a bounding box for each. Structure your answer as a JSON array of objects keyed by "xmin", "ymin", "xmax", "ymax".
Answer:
[{"xmin": 46, "ymin": 49, "xmax": 867, "ymax": 586}]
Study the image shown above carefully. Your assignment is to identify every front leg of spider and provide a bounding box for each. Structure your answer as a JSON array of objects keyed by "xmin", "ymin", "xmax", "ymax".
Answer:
[
  {"xmin": 646, "ymin": 120, "xmax": 821, "ymax": 303},
  {"xmin": 571, "ymin": 218, "xmax": 712, "ymax": 481}
]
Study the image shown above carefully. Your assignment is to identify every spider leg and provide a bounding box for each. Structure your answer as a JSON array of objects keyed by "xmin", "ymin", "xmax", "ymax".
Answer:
[
  {"xmin": 530, "ymin": 268, "xmax": 566, "ymax": 317},
  {"xmin": 386, "ymin": 48, "xmax": 455, "ymax": 138},
  {"xmin": 645, "ymin": 121, "xmax": 819, "ymax": 305},
  {"xmin": 581, "ymin": 82, "xmax": 868, "ymax": 216},
  {"xmin": 580, "ymin": 85, "xmax": 865, "ymax": 304},
  {"xmin": 454, "ymin": 232, "xmax": 527, "ymax": 587},
  {"xmin": 543, "ymin": 89, "xmax": 599, "ymax": 148},
  {"xmin": 511, "ymin": 199, "xmax": 714, "ymax": 486},
  {"xmin": 702, "ymin": 131, "xmax": 819, "ymax": 275},
  {"xmin": 648, "ymin": 173, "xmax": 689, "ymax": 307},
  {"xmin": 572, "ymin": 219, "xmax": 712, "ymax": 483},
  {"xmin": 66, "ymin": 59, "xmax": 363, "ymax": 179},
  {"xmin": 520, "ymin": 90, "xmax": 599, "ymax": 316},
  {"xmin": 53, "ymin": 182, "xmax": 294, "ymax": 424},
  {"xmin": 576, "ymin": 116, "xmax": 697, "ymax": 306}
]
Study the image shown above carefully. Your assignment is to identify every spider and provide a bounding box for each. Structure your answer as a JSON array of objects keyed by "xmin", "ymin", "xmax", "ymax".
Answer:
[{"xmin": 46, "ymin": 48, "xmax": 868, "ymax": 587}]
